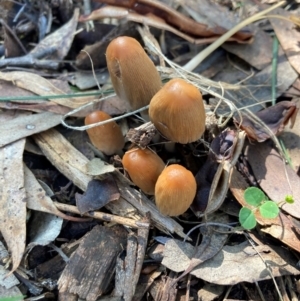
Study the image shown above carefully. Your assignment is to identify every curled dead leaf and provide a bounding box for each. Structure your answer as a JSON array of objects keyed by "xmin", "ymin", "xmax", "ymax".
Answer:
[{"xmin": 234, "ymin": 101, "xmax": 298, "ymax": 142}]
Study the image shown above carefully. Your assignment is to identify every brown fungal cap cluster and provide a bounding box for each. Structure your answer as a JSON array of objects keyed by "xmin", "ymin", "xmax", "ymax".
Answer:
[{"xmin": 84, "ymin": 37, "xmax": 205, "ymax": 217}]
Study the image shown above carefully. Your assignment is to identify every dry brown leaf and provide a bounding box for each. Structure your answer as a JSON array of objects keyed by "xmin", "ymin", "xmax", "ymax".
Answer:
[
  {"xmin": 280, "ymin": 102, "xmax": 300, "ymax": 172},
  {"xmin": 0, "ymin": 139, "xmax": 26, "ymax": 273},
  {"xmin": 234, "ymin": 101, "xmax": 298, "ymax": 142},
  {"xmin": 245, "ymin": 140, "xmax": 300, "ymax": 219},
  {"xmin": 0, "ymin": 71, "xmax": 90, "ymax": 109},
  {"xmin": 202, "ymin": 131, "xmax": 246, "ymax": 216},
  {"xmin": 79, "ymin": 6, "xmax": 252, "ymax": 45},
  {"xmin": 24, "ymin": 165, "xmax": 89, "ymax": 222},
  {"xmin": 0, "ymin": 112, "xmax": 62, "ymax": 148},
  {"xmin": 30, "ymin": 9, "xmax": 79, "ymax": 60},
  {"xmin": 270, "ymin": 8, "xmax": 300, "ymax": 74},
  {"xmin": 90, "ymin": 0, "xmax": 252, "ymax": 40},
  {"xmin": 162, "ymin": 239, "xmax": 299, "ymax": 285}
]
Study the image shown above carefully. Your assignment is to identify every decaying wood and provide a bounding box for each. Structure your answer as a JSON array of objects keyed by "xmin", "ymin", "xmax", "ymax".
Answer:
[
  {"xmin": 149, "ymin": 272, "xmax": 178, "ymax": 301},
  {"xmin": 126, "ymin": 121, "xmax": 157, "ymax": 148},
  {"xmin": 58, "ymin": 225, "xmax": 127, "ymax": 301},
  {"xmin": 33, "ymin": 128, "xmax": 185, "ymax": 237},
  {"xmin": 35, "ymin": 240, "xmax": 81, "ymax": 279},
  {"xmin": 113, "ymin": 215, "xmax": 150, "ymax": 300}
]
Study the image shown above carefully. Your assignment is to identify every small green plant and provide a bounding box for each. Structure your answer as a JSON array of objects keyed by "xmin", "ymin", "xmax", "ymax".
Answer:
[{"xmin": 239, "ymin": 187, "xmax": 293, "ymax": 230}]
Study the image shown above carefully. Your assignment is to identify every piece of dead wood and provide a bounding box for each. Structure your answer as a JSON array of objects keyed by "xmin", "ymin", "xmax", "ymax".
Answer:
[
  {"xmin": 35, "ymin": 239, "xmax": 81, "ymax": 280},
  {"xmin": 149, "ymin": 272, "xmax": 178, "ymax": 301},
  {"xmin": 33, "ymin": 128, "xmax": 185, "ymax": 237},
  {"xmin": 0, "ymin": 112, "xmax": 62, "ymax": 147},
  {"xmin": 54, "ymin": 202, "xmax": 149, "ymax": 229},
  {"xmin": 0, "ymin": 138, "xmax": 26, "ymax": 274},
  {"xmin": 114, "ymin": 215, "xmax": 150, "ymax": 301},
  {"xmin": 126, "ymin": 122, "xmax": 157, "ymax": 148},
  {"xmin": 58, "ymin": 225, "xmax": 127, "ymax": 301}
]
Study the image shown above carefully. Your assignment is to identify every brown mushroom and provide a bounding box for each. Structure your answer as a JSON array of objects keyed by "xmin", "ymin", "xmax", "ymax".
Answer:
[
  {"xmin": 149, "ymin": 78, "xmax": 206, "ymax": 143},
  {"xmin": 106, "ymin": 36, "xmax": 162, "ymax": 112},
  {"xmin": 122, "ymin": 148, "xmax": 165, "ymax": 195},
  {"xmin": 155, "ymin": 164, "xmax": 196, "ymax": 216},
  {"xmin": 84, "ymin": 111, "xmax": 124, "ymax": 156}
]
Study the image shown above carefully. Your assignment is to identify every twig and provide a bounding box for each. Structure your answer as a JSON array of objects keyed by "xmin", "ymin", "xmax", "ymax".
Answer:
[{"xmin": 54, "ymin": 201, "xmax": 150, "ymax": 229}]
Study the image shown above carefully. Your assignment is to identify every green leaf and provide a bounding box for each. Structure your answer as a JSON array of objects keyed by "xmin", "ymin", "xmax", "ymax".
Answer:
[
  {"xmin": 259, "ymin": 201, "xmax": 279, "ymax": 219},
  {"xmin": 244, "ymin": 187, "xmax": 266, "ymax": 206},
  {"xmin": 239, "ymin": 207, "xmax": 257, "ymax": 230},
  {"xmin": 285, "ymin": 195, "xmax": 294, "ymax": 204}
]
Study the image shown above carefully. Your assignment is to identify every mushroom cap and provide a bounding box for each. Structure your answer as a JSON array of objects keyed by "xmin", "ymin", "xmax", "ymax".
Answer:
[
  {"xmin": 106, "ymin": 36, "xmax": 162, "ymax": 111},
  {"xmin": 149, "ymin": 78, "xmax": 206, "ymax": 143},
  {"xmin": 122, "ymin": 148, "xmax": 165, "ymax": 195},
  {"xmin": 155, "ymin": 164, "xmax": 196, "ymax": 216},
  {"xmin": 84, "ymin": 111, "xmax": 125, "ymax": 156}
]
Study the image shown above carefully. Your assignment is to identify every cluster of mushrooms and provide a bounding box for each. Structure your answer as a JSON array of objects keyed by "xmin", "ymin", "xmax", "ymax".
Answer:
[{"xmin": 84, "ymin": 36, "xmax": 206, "ymax": 217}]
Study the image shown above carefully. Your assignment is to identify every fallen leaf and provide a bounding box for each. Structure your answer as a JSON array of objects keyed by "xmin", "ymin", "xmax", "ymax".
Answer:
[
  {"xmin": 30, "ymin": 9, "xmax": 79, "ymax": 60},
  {"xmin": 27, "ymin": 212, "xmax": 63, "ymax": 250},
  {"xmin": 270, "ymin": 8, "xmax": 300, "ymax": 74},
  {"xmin": 79, "ymin": 2, "xmax": 251, "ymax": 44},
  {"xmin": 85, "ymin": 158, "xmax": 115, "ymax": 176},
  {"xmin": 280, "ymin": 101, "xmax": 300, "ymax": 172},
  {"xmin": 0, "ymin": 71, "xmax": 90, "ymax": 109},
  {"xmin": 234, "ymin": 101, "xmax": 298, "ymax": 142},
  {"xmin": 0, "ymin": 112, "xmax": 62, "ymax": 147},
  {"xmin": 170, "ymin": 214, "xmax": 229, "ymax": 285},
  {"xmin": 163, "ymin": 240, "xmax": 299, "ymax": 285},
  {"xmin": 76, "ymin": 177, "xmax": 120, "ymax": 214},
  {"xmin": 0, "ymin": 242, "xmax": 20, "ymax": 289},
  {"xmin": 24, "ymin": 165, "xmax": 89, "ymax": 222},
  {"xmin": 0, "ymin": 139, "xmax": 26, "ymax": 273},
  {"xmin": 244, "ymin": 140, "xmax": 300, "ymax": 219}
]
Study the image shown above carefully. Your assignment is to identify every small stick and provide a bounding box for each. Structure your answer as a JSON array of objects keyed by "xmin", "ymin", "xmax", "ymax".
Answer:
[{"xmin": 54, "ymin": 202, "xmax": 150, "ymax": 229}]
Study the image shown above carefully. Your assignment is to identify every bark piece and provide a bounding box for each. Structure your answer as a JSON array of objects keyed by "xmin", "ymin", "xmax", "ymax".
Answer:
[{"xmin": 58, "ymin": 225, "xmax": 127, "ymax": 301}]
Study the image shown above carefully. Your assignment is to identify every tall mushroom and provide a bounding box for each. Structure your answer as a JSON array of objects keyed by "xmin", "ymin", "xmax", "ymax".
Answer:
[
  {"xmin": 149, "ymin": 78, "xmax": 206, "ymax": 143},
  {"xmin": 106, "ymin": 36, "xmax": 162, "ymax": 114}
]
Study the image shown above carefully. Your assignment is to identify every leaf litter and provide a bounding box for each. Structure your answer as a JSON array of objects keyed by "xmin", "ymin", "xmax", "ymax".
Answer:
[{"xmin": 0, "ymin": 0, "xmax": 300, "ymax": 300}]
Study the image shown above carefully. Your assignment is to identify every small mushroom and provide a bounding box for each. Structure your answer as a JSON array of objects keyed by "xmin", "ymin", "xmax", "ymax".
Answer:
[
  {"xmin": 106, "ymin": 36, "xmax": 162, "ymax": 112},
  {"xmin": 122, "ymin": 148, "xmax": 165, "ymax": 195},
  {"xmin": 155, "ymin": 164, "xmax": 196, "ymax": 216},
  {"xmin": 149, "ymin": 78, "xmax": 206, "ymax": 143},
  {"xmin": 84, "ymin": 111, "xmax": 125, "ymax": 156}
]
